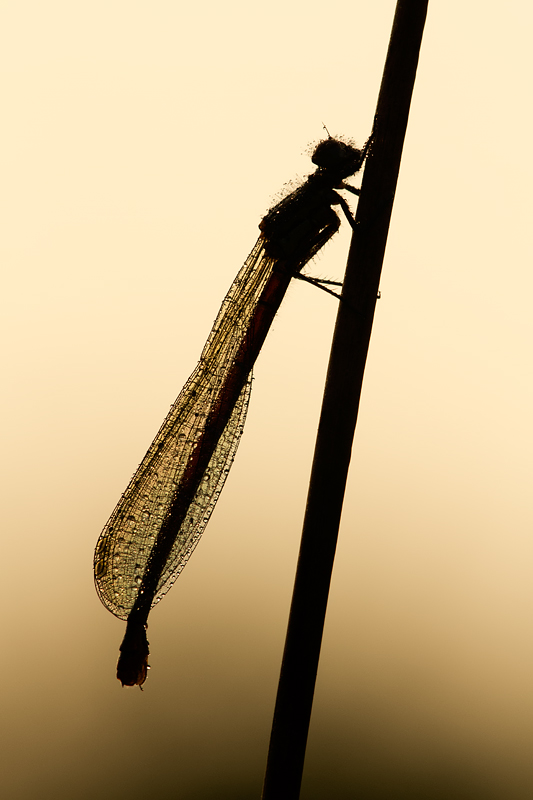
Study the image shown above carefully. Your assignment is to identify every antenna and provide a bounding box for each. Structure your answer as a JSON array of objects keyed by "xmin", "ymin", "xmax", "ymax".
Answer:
[{"xmin": 321, "ymin": 122, "xmax": 332, "ymax": 139}]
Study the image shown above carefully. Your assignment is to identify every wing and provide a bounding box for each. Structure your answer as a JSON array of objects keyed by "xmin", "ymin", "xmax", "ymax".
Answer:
[{"xmin": 94, "ymin": 237, "xmax": 277, "ymax": 620}]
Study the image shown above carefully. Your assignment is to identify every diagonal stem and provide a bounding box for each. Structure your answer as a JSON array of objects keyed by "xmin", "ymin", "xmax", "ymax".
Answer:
[{"xmin": 261, "ymin": 1, "xmax": 429, "ymax": 797}]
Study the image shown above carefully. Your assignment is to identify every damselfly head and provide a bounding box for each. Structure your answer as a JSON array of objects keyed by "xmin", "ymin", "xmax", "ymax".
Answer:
[{"xmin": 312, "ymin": 138, "xmax": 365, "ymax": 179}]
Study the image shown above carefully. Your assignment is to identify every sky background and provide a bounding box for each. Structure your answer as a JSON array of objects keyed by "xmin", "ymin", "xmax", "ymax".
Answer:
[{"xmin": 2, "ymin": 1, "xmax": 533, "ymax": 798}]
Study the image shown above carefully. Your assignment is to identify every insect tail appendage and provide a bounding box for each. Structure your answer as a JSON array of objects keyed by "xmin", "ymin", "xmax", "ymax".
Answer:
[{"xmin": 116, "ymin": 618, "xmax": 150, "ymax": 687}]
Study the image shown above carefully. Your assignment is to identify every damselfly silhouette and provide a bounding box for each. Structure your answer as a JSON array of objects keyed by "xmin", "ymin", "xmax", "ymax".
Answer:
[{"xmin": 94, "ymin": 136, "xmax": 369, "ymax": 686}]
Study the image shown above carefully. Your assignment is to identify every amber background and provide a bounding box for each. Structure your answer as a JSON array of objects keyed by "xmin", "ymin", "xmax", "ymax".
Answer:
[{"xmin": 2, "ymin": 2, "xmax": 532, "ymax": 798}]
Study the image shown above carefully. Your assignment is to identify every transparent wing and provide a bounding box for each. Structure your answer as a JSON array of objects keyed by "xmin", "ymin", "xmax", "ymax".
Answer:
[{"xmin": 94, "ymin": 237, "xmax": 277, "ymax": 620}]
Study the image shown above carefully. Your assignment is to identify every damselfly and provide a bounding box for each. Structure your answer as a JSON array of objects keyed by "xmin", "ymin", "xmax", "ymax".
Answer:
[{"xmin": 94, "ymin": 136, "xmax": 369, "ymax": 686}]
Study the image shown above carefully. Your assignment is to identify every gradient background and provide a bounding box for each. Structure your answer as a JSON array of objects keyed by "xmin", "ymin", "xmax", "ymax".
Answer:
[{"xmin": 2, "ymin": 1, "xmax": 532, "ymax": 798}]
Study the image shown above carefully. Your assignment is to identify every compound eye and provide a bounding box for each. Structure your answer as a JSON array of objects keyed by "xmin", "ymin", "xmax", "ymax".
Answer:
[
  {"xmin": 312, "ymin": 139, "xmax": 347, "ymax": 170},
  {"xmin": 311, "ymin": 139, "xmax": 363, "ymax": 178}
]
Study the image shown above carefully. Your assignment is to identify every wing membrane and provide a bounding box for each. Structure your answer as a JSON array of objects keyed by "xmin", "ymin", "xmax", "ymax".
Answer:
[{"xmin": 94, "ymin": 238, "xmax": 276, "ymax": 619}]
